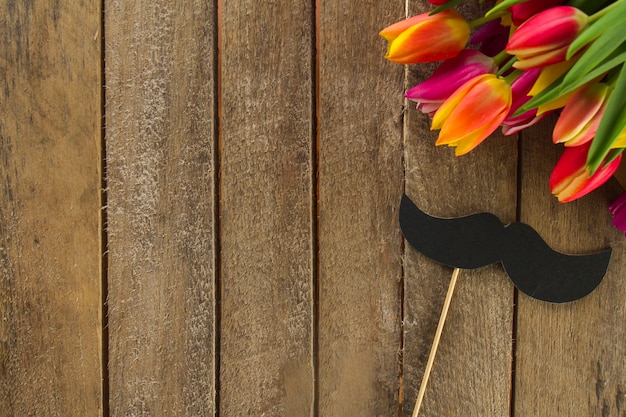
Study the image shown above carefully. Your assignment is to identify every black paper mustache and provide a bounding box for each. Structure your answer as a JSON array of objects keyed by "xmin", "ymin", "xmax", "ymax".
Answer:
[{"xmin": 399, "ymin": 194, "xmax": 611, "ymax": 303}]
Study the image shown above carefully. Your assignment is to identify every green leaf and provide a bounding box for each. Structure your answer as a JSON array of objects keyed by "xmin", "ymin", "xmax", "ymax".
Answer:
[
  {"xmin": 587, "ymin": 63, "xmax": 626, "ymax": 172},
  {"xmin": 602, "ymin": 148, "xmax": 624, "ymax": 167},
  {"xmin": 567, "ymin": 0, "xmax": 619, "ymax": 15},
  {"xmin": 567, "ymin": 1, "xmax": 626, "ymax": 58},
  {"xmin": 564, "ymin": 22, "xmax": 626, "ymax": 85},
  {"xmin": 484, "ymin": 0, "xmax": 532, "ymax": 17}
]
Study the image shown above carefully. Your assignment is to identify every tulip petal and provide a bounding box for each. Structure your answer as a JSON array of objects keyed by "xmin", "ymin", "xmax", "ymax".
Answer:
[
  {"xmin": 434, "ymin": 75, "xmax": 511, "ymax": 154},
  {"xmin": 383, "ymin": 10, "xmax": 470, "ymax": 64},
  {"xmin": 379, "ymin": 14, "xmax": 429, "ymax": 41},
  {"xmin": 512, "ymin": 45, "xmax": 570, "ymax": 70},
  {"xmin": 506, "ymin": 6, "xmax": 587, "ymax": 51},
  {"xmin": 431, "ymin": 75, "xmax": 483, "ymax": 130},
  {"xmin": 550, "ymin": 142, "xmax": 622, "ymax": 202},
  {"xmin": 553, "ymin": 83, "xmax": 608, "ymax": 145}
]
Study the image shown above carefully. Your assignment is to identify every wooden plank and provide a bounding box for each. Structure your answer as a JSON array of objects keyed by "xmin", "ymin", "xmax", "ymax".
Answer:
[
  {"xmin": 316, "ymin": 1, "xmax": 405, "ymax": 415},
  {"xmin": 0, "ymin": 2, "xmax": 103, "ymax": 415},
  {"xmin": 515, "ymin": 121, "xmax": 626, "ymax": 416},
  {"xmin": 402, "ymin": 5, "xmax": 516, "ymax": 416},
  {"xmin": 218, "ymin": 1, "xmax": 315, "ymax": 415},
  {"xmin": 104, "ymin": 2, "xmax": 217, "ymax": 415}
]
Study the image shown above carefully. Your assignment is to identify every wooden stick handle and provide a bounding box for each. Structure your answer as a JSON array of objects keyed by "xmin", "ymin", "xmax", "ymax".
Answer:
[{"xmin": 412, "ymin": 267, "xmax": 461, "ymax": 417}]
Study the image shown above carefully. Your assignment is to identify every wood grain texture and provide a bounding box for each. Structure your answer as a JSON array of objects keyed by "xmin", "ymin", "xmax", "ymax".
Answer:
[
  {"xmin": 402, "ymin": 4, "xmax": 515, "ymax": 416},
  {"xmin": 515, "ymin": 122, "xmax": 626, "ymax": 417},
  {"xmin": 105, "ymin": 2, "xmax": 217, "ymax": 415},
  {"xmin": 316, "ymin": 1, "xmax": 405, "ymax": 415},
  {"xmin": 218, "ymin": 1, "xmax": 315, "ymax": 415},
  {"xmin": 0, "ymin": 1, "xmax": 103, "ymax": 415}
]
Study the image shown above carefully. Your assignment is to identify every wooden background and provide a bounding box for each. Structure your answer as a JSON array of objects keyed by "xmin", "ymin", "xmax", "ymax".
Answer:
[{"xmin": 1, "ymin": 1, "xmax": 625, "ymax": 416}]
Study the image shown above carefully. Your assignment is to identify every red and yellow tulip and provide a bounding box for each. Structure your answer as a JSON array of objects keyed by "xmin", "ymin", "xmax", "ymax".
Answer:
[
  {"xmin": 549, "ymin": 142, "xmax": 622, "ymax": 203},
  {"xmin": 380, "ymin": 10, "xmax": 470, "ymax": 64},
  {"xmin": 432, "ymin": 74, "xmax": 512, "ymax": 156},
  {"xmin": 506, "ymin": 6, "xmax": 588, "ymax": 70},
  {"xmin": 553, "ymin": 82, "xmax": 609, "ymax": 147}
]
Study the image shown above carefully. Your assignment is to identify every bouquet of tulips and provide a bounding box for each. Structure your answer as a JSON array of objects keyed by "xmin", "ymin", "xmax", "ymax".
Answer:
[{"xmin": 381, "ymin": 0, "xmax": 626, "ymax": 234}]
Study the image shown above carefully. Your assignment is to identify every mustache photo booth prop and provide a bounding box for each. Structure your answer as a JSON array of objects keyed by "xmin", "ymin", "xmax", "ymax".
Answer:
[
  {"xmin": 399, "ymin": 193, "xmax": 611, "ymax": 303},
  {"xmin": 399, "ymin": 193, "xmax": 613, "ymax": 417}
]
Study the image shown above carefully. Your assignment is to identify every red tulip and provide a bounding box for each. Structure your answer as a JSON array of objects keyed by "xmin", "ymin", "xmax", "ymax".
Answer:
[
  {"xmin": 432, "ymin": 74, "xmax": 512, "ymax": 156},
  {"xmin": 509, "ymin": 0, "xmax": 567, "ymax": 26},
  {"xmin": 506, "ymin": 6, "xmax": 588, "ymax": 70},
  {"xmin": 380, "ymin": 10, "xmax": 470, "ymax": 64},
  {"xmin": 549, "ymin": 142, "xmax": 622, "ymax": 202}
]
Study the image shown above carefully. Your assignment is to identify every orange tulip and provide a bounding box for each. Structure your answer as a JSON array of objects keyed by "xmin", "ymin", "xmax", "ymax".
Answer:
[
  {"xmin": 380, "ymin": 10, "xmax": 470, "ymax": 64},
  {"xmin": 432, "ymin": 74, "xmax": 512, "ymax": 156}
]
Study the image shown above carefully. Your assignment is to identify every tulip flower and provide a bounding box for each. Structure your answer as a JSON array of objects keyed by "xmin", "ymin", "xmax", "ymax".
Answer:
[
  {"xmin": 405, "ymin": 50, "xmax": 497, "ymax": 116},
  {"xmin": 549, "ymin": 142, "xmax": 622, "ymax": 202},
  {"xmin": 470, "ymin": 20, "xmax": 510, "ymax": 57},
  {"xmin": 502, "ymin": 68, "xmax": 548, "ymax": 135},
  {"xmin": 553, "ymin": 82, "xmax": 609, "ymax": 147},
  {"xmin": 380, "ymin": 10, "xmax": 470, "ymax": 64},
  {"xmin": 432, "ymin": 74, "xmax": 512, "ymax": 156},
  {"xmin": 508, "ymin": 0, "xmax": 567, "ymax": 26},
  {"xmin": 506, "ymin": 6, "xmax": 588, "ymax": 70},
  {"xmin": 609, "ymin": 192, "xmax": 626, "ymax": 235}
]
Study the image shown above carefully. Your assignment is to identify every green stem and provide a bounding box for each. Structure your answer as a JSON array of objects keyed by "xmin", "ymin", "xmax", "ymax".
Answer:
[
  {"xmin": 503, "ymin": 69, "xmax": 523, "ymax": 84},
  {"xmin": 496, "ymin": 55, "xmax": 518, "ymax": 76},
  {"xmin": 492, "ymin": 49, "xmax": 511, "ymax": 66},
  {"xmin": 588, "ymin": 0, "xmax": 624, "ymax": 24}
]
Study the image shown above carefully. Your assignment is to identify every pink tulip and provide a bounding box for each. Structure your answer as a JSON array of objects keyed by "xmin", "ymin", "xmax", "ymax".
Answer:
[
  {"xmin": 549, "ymin": 142, "xmax": 622, "ymax": 202},
  {"xmin": 405, "ymin": 50, "xmax": 497, "ymax": 116},
  {"xmin": 380, "ymin": 10, "xmax": 470, "ymax": 64},
  {"xmin": 609, "ymin": 192, "xmax": 626, "ymax": 235},
  {"xmin": 553, "ymin": 82, "xmax": 609, "ymax": 147},
  {"xmin": 506, "ymin": 6, "xmax": 588, "ymax": 70},
  {"xmin": 509, "ymin": 0, "xmax": 567, "ymax": 26},
  {"xmin": 432, "ymin": 74, "xmax": 512, "ymax": 156},
  {"xmin": 502, "ymin": 68, "xmax": 548, "ymax": 135}
]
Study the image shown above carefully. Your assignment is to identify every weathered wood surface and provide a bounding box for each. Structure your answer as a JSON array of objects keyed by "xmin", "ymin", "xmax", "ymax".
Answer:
[
  {"xmin": 105, "ymin": 2, "xmax": 217, "ymax": 416},
  {"xmin": 0, "ymin": 1, "xmax": 103, "ymax": 416},
  {"xmin": 219, "ymin": 0, "xmax": 315, "ymax": 415},
  {"xmin": 2, "ymin": 1, "xmax": 626, "ymax": 416},
  {"xmin": 317, "ymin": 1, "xmax": 404, "ymax": 415}
]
